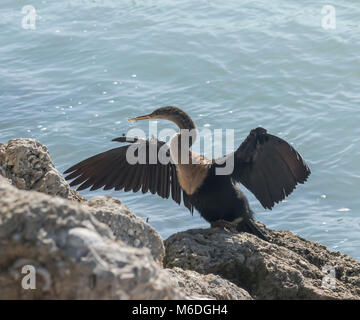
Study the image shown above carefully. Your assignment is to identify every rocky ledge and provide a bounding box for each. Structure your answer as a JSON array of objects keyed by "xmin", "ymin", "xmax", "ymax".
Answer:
[{"xmin": 0, "ymin": 138, "xmax": 359, "ymax": 299}]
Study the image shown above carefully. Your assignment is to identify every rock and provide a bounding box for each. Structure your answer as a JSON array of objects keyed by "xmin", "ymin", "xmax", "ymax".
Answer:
[
  {"xmin": 86, "ymin": 196, "xmax": 165, "ymax": 264},
  {"xmin": 0, "ymin": 143, "xmax": 6, "ymax": 177},
  {"xmin": 167, "ymin": 267, "xmax": 253, "ymax": 300},
  {"xmin": 0, "ymin": 177, "xmax": 186, "ymax": 299},
  {"xmin": 0, "ymin": 174, "xmax": 11, "ymax": 186},
  {"xmin": 0, "ymin": 139, "xmax": 164, "ymax": 264},
  {"xmin": 2, "ymin": 138, "xmax": 359, "ymax": 300},
  {"xmin": 0, "ymin": 139, "xmax": 84, "ymax": 202},
  {"xmin": 164, "ymin": 225, "xmax": 360, "ymax": 299},
  {"xmin": 267, "ymin": 226, "xmax": 360, "ymax": 295}
]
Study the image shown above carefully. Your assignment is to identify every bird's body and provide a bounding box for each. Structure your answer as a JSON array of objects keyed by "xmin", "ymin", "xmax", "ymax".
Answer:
[
  {"xmin": 64, "ymin": 106, "xmax": 311, "ymax": 240},
  {"xmin": 170, "ymin": 147, "xmax": 261, "ymax": 236},
  {"xmin": 187, "ymin": 168, "xmax": 252, "ymax": 222}
]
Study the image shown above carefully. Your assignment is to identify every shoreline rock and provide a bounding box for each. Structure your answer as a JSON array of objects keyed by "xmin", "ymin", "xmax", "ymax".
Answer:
[
  {"xmin": 167, "ymin": 267, "xmax": 253, "ymax": 300},
  {"xmin": 86, "ymin": 196, "xmax": 165, "ymax": 264},
  {"xmin": 0, "ymin": 176, "xmax": 186, "ymax": 299},
  {"xmin": 164, "ymin": 226, "xmax": 360, "ymax": 299},
  {"xmin": 0, "ymin": 138, "xmax": 359, "ymax": 300},
  {"xmin": 0, "ymin": 139, "xmax": 85, "ymax": 202}
]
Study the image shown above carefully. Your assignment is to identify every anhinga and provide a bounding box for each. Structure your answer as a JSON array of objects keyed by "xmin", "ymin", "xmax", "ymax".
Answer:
[{"xmin": 64, "ymin": 106, "xmax": 310, "ymax": 241}]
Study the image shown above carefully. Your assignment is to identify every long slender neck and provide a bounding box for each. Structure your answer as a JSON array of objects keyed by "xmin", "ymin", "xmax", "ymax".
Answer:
[
  {"xmin": 168, "ymin": 112, "xmax": 197, "ymax": 164},
  {"xmin": 168, "ymin": 111, "xmax": 197, "ymax": 148},
  {"xmin": 175, "ymin": 115, "xmax": 196, "ymax": 131}
]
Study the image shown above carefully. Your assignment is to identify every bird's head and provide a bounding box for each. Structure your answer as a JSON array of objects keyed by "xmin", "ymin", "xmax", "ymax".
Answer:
[{"xmin": 128, "ymin": 106, "xmax": 195, "ymax": 130}]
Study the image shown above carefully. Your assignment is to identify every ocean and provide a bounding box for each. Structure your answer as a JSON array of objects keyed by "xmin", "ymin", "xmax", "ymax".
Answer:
[{"xmin": 1, "ymin": 0, "xmax": 359, "ymax": 259}]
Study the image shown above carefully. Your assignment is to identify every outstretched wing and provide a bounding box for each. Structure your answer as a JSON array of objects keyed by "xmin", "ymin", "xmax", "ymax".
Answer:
[
  {"xmin": 64, "ymin": 136, "xmax": 192, "ymax": 211},
  {"xmin": 214, "ymin": 127, "xmax": 310, "ymax": 209}
]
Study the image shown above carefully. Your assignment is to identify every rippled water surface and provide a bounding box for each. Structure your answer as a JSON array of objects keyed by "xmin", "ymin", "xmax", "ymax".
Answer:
[{"xmin": 1, "ymin": 1, "xmax": 360, "ymax": 259}]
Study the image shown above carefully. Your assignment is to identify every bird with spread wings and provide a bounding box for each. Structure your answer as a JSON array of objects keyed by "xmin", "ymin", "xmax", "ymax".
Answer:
[{"xmin": 64, "ymin": 106, "xmax": 310, "ymax": 241}]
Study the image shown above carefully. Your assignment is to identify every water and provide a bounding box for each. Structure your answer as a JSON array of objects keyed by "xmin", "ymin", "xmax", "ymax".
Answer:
[{"xmin": 1, "ymin": 0, "xmax": 360, "ymax": 260}]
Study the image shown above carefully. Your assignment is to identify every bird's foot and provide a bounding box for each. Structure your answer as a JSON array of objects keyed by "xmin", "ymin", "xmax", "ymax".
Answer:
[{"xmin": 210, "ymin": 218, "xmax": 243, "ymax": 232}]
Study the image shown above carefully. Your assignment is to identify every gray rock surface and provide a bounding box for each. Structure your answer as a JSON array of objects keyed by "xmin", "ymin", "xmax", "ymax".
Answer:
[
  {"xmin": 0, "ymin": 143, "xmax": 6, "ymax": 177},
  {"xmin": 0, "ymin": 139, "xmax": 84, "ymax": 202},
  {"xmin": 164, "ymin": 226, "xmax": 360, "ymax": 300},
  {"xmin": 167, "ymin": 267, "xmax": 253, "ymax": 300},
  {"xmin": 1, "ymin": 138, "xmax": 359, "ymax": 300},
  {"xmin": 0, "ymin": 139, "xmax": 164, "ymax": 263},
  {"xmin": 87, "ymin": 196, "xmax": 165, "ymax": 264},
  {"xmin": 0, "ymin": 176, "xmax": 186, "ymax": 299}
]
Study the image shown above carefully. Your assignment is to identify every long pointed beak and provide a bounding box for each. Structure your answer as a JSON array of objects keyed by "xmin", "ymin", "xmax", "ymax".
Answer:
[{"xmin": 128, "ymin": 114, "xmax": 154, "ymax": 122}]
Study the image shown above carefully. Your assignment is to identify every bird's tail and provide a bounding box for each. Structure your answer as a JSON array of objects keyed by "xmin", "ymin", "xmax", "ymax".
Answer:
[{"xmin": 236, "ymin": 218, "xmax": 269, "ymax": 242}]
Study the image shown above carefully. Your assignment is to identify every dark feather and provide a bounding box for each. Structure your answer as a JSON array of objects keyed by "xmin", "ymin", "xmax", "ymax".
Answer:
[
  {"xmin": 213, "ymin": 127, "xmax": 310, "ymax": 209},
  {"xmin": 64, "ymin": 136, "xmax": 185, "ymax": 208}
]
